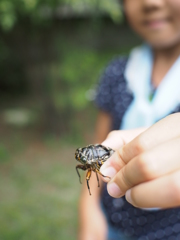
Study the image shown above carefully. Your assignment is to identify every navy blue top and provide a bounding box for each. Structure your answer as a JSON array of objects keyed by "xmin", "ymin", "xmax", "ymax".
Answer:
[{"xmin": 95, "ymin": 57, "xmax": 180, "ymax": 240}]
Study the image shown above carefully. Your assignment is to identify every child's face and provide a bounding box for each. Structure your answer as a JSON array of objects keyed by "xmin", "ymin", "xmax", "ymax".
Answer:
[{"xmin": 124, "ymin": 0, "xmax": 180, "ymax": 49}]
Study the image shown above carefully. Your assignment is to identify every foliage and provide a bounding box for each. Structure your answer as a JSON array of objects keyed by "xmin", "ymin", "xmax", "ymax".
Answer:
[
  {"xmin": 0, "ymin": 144, "xmax": 10, "ymax": 162},
  {"xmin": 0, "ymin": 0, "xmax": 122, "ymax": 31},
  {"xmin": 0, "ymin": 17, "xmax": 138, "ymax": 135},
  {"xmin": 50, "ymin": 47, "xmax": 109, "ymax": 111},
  {"xmin": 44, "ymin": 44, "xmax": 117, "ymax": 135},
  {"xmin": 49, "ymin": 30, "xmax": 133, "ymax": 114}
]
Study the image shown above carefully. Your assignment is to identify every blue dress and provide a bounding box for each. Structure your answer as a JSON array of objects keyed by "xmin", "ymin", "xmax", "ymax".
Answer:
[{"xmin": 95, "ymin": 57, "xmax": 180, "ymax": 240}]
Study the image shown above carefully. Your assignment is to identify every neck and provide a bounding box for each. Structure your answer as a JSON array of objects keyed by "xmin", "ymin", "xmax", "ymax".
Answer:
[
  {"xmin": 152, "ymin": 43, "xmax": 180, "ymax": 87},
  {"xmin": 153, "ymin": 43, "xmax": 180, "ymax": 61}
]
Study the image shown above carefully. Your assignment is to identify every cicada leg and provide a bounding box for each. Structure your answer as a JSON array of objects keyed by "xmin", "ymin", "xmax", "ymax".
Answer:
[
  {"xmin": 96, "ymin": 169, "xmax": 111, "ymax": 180},
  {"xmin": 95, "ymin": 171, "xmax": 100, "ymax": 188},
  {"xmin": 86, "ymin": 169, "xmax": 92, "ymax": 195},
  {"xmin": 76, "ymin": 165, "xmax": 88, "ymax": 184}
]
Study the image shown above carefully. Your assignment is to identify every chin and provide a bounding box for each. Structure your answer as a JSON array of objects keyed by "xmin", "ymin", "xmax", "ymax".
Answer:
[
  {"xmin": 142, "ymin": 29, "xmax": 180, "ymax": 49},
  {"xmin": 146, "ymin": 36, "xmax": 180, "ymax": 50},
  {"xmin": 151, "ymin": 42, "xmax": 180, "ymax": 51},
  {"xmin": 148, "ymin": 41, "xmax": 172, "ymax": 50}
]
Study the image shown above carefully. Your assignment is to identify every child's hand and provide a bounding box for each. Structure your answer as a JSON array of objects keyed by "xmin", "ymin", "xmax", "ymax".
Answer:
[{"xmin": 100, "ymin": 113, "xmax": 180, "ymax": 209}]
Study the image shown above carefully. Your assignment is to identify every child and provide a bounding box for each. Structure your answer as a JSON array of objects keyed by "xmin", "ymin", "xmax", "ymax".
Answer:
[{"xmin": 78, "ymin": 0, "xmax": 180, "ymax": 239}]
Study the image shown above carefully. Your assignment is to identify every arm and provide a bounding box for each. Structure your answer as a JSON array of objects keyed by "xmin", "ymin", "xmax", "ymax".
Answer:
[{"xmin": 78, "ymin": 110, "xmax": 112, "ymax": 240}]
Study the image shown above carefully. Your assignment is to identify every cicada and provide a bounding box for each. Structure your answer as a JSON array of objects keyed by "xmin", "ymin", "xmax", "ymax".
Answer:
[{"xmin": 75, "ymin": 144, "xmax": 115, "ymax": 195}]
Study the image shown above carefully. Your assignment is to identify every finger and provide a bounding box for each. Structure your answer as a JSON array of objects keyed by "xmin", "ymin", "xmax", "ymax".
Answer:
[
  {"xmin": 101, "ymin": 113, "xmax": 180, "ymax": 178},
  {"xmin": 107, "ymin": 137, "xmax": 180, "ymax": 197},
  {"xmin": 125, "ymin": 169, "xmax": 180, "ymax": 209},
  {"xmin": 118, "ymin": 113, "xmax": 180, "ymax": 165},
  {"xmin": 102, "ymin": 128, "xmax": 146, "ymax": 150}
]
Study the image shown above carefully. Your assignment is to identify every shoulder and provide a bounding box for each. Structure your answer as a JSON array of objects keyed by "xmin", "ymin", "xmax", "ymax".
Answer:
[
  {"xmin": 95, "ymin": 56, "xmax": 132, "ymax": 113},
  {"xmin": 102, "ymin": 56, "xmax": 128, "ymax": 79},
  {"xmin": 97, "ymin": 56, "xmax": 128, "ymax": 90},
  {"xmin": 96, "ymin": 56, "xmax": 128, "ymax": 97}
]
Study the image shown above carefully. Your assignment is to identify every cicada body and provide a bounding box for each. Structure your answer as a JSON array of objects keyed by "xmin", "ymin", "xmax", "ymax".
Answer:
[{"xmin": 75, "ymin": 144, "xmax": 115, "ymax": 195}]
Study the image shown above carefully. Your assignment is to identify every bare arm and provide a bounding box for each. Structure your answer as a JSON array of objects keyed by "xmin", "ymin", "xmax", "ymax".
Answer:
[{"xmin": 78, "ymin": 110, "xmax": 112, "ymax": 240}]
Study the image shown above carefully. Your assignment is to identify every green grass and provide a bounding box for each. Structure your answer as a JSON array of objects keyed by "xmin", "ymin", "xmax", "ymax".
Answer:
[{"xmin": 0, "ymin": 145, "xmax": 82, "ymax": 240}]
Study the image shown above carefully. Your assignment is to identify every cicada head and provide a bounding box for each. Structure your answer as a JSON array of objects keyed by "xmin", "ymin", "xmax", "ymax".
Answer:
[{"xmin": 75, "ymin": 148, "xmax": 87, "ymax": 165}]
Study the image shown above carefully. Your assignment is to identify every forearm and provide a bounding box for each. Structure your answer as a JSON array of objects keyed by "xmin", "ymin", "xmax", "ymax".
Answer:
[
  {"xmin": 79, "ymin": 172, "xmax": 103, "ymax": 215},
  {"xmin": 78, "ymin": 173, "xmax": 107, "ymax": 240},
  {"xmin": 78, "ymin": 110, "xmax": 111, "ymax": 208},
  {"xmin": 78, "ymin": 110, "xmax": 112, "ymax": 240}
]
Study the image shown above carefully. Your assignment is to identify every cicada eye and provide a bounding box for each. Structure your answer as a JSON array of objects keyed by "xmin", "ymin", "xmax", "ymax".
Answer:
[{"xmin": 78, "ymin": 155, "xmax": 86, "ymax": 164}]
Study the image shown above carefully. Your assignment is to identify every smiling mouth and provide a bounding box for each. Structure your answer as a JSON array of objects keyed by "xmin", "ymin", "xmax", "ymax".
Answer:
[{"xmin": 143, "ymin": 18, "xmax": 170, "ymax": 30}]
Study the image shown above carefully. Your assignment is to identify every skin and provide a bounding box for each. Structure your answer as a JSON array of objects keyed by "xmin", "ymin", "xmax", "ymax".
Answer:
[
  {"xmin": 124, "ymin": 0, "xmax": 180, "ymax": 49},
  {"xmin": 124, "ymin": 0, "xmax": 180, "ymax": 86},
  {"xmin": 78, "ymin": 112, "xmax": 145, "ymax": 240},
  {"xmin": 79, "ymin": 0, "xmax": 180, "ymax": 239},
  {"xmin": 101, "ymin": 113, "xmax": 180, "ymax": 209},
  {"xmin": 78, "ymin": 111, "xmax": 111, "ymax": 240}
]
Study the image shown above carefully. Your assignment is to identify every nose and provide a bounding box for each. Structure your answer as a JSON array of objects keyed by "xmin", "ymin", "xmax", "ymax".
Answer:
[
  {"xmin": 142, "ymin": 0, "xmax": 164, "ymax": 12},
  {"xmin": 143, "ymin": 0, "xmax": 163, "ymax": 5}
]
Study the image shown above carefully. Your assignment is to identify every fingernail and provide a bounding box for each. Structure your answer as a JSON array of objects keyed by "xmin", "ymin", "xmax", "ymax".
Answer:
[
  {"xmin": 101, "ymin": 167, "xmax": 117, "ymax": 179},
  {"xmin": 107, "ymin": 182, "xmax": 122, "ymax": 197},
  {"xmin": 125, "ymin": 189, "xmax": 133, "ymax": 205}
]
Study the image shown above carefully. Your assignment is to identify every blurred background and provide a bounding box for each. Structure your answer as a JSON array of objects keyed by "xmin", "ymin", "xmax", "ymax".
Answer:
[{"xmin": 0, "ymin": 0, "xmax": 141, "ymax": 239}]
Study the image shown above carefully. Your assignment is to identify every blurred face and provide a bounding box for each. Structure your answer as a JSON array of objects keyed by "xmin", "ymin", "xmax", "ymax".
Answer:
[{"xmin": 123, "ymin": 0, "xmax": 180, "ymax": 49}]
